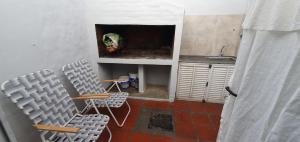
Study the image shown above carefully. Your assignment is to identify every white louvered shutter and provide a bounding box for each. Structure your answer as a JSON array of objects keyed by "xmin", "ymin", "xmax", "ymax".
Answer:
[
  {"xmin": 223, "ymin": 65, "xmax": 234, "ymax": 97},
  {"xmin": 206, "ymin": 64, "xmax": 229, "ymax": 103},
  {"xmin": 176, "ymin": 63, "xmax": 194, "ymax": 100},
  {"xmin": 190, "ymin": 64, "xmax": 209, "ymax": 101}
]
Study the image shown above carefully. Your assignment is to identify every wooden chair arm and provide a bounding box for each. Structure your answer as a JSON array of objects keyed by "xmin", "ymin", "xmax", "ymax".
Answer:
[
  {"xmin": 101, "ymin": 79, "xmax": 126, "ymax": 83},
  {"xmin": 72, "ymin": 94, "xmax": 110, "ymax": 100},
  {"xmin": 32, "ymin": 124, "xmax": 80, "ymax": 133}
]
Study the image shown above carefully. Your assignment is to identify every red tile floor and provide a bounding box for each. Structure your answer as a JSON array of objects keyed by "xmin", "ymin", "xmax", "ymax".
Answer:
[{"xmin": 96, "ymin": 99, "xmax": 223, "ymax": 142}]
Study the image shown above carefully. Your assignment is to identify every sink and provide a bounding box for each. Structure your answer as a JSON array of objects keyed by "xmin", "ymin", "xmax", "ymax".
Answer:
[
  {"xmin": 206, "ymin": 56, "xmax": 236, "ymax": 60},
  {"xmin": 179, "ymin": 55, "xmax": 236, "ymax": 64}
]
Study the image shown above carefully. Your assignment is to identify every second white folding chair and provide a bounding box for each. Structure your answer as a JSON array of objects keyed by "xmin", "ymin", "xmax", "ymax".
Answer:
[{"xmin": 62, "ymin": 59, "xmax": 131, "ymax": 127}]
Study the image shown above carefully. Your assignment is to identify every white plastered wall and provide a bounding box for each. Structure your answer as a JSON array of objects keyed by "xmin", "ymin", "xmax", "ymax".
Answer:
[
  {"xmin": 170, "ymin": 0, "xmax": 248, "ymax": 57},
  {"xmin": 171, "ymin": 0, "xmax": 247, "ymax": 15},
  {"xmin": 0, "ymin": 0, "xmax": 97, "ymax": 142}
]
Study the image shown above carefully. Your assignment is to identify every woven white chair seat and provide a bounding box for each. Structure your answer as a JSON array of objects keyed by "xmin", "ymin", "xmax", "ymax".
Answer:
[
  {"xmin": 54, "ymin": 114, "xmax": 109, "ymax": 142},
  {"xmin": 95, "ymin": 92, "xmax": 128, "ymax": 108},
  {"xmin": 63, "ymin": 59, "xmax": 131, "ymax": 127},
  {"xmin": 62, "ymin": 59, "xmax": 129, "ymax": 107}
]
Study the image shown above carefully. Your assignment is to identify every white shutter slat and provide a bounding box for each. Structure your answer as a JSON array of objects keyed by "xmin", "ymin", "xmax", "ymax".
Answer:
[
  {"xmin": 206, "ymin": 64, "xmax": 234, "ymax": 104},
  {"xmin": 177, "ymin": 62, "xmax": 234, "ymax": 103},
  {"xmin": 190, "ymin": 64, "xmax": 209, "ymax": 101},
  {"xmin": 177, "ymin": 63, "xmax": 209, "ymax": 101},
  {"xmin": 176, "ymin": 63, "xmax": 194, "ymax": 99},
  {"xmin": 223, "ymin": 65, "xmax": 235, "ymax": 97}
]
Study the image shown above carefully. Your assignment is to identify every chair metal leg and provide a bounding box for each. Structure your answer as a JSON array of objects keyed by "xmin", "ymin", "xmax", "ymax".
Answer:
[
  {"xmin": 106, "ymin": 81, "xmax": 122, "ymax": 93},
  {"xmin": 91, "ymin": 99, "xmax": 101, "ymax": 114},
  {"xmin": 79, "ymin": 101, "xmax": 92, "ymax": 114},
  {"xmin": 115, "ymin": 83, "xmax": 122, "ymax": 93},
  {"xmin": 106, "ymin": 82, "xmax": 117, "ymax": 92},
  {"xmin": 105, "ymin": 100, "xmax": 131, "ymax": 127},
  {"xmin": 106, "ymin": 126, "xmax": 112, "ymax": 142}
]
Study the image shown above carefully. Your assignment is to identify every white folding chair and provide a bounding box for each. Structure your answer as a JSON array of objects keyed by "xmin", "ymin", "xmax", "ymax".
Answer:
[
  {"xmin": 62, "ymin": 59, "xmax": 131, "ymax": 127},
  {"xmin": 1, "ymin": 69, "xmax": 112, "ymax": 142}
]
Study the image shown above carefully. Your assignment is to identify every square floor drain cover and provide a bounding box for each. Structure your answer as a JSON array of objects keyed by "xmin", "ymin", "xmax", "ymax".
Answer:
[
  {"xmin": 148, "ymin": 113, "xmax": 173, "ymax": 131},
  {"xmin": 133, "ymin": 107, "xmax": 175, "ymax": 136}
]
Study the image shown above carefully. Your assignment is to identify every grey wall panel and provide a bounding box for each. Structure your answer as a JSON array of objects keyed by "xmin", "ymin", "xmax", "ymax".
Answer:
[
  {"xmin": 0, "ymin": 0, "xmax": 94, "ymax": 141},
  {"xmin": 0, "ymin": 124, "xmax": 8, "ymax": 142}
]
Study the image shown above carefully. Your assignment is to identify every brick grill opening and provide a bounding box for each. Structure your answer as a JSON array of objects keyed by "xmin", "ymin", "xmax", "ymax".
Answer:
[{"xmin": 95, "ymin": 24, "xmax": 176, "ymax": 59}]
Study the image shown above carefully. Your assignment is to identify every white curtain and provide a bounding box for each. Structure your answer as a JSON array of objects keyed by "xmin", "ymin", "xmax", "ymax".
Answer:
[
  {"xmin": 243, "ymin": 0, "xmax": 300, "ymax": 31},
  {"xmin": 218, "ymin": 0, "xmax": 300, "ymax": 142}
]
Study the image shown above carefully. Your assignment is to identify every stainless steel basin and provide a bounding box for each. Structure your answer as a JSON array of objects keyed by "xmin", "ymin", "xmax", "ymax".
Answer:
[
  {"xmin": 179, "ymin": 55, "xmax": 236, "ymax": 64},
  {"xmin": 206, "ymin": 56, "xmax": 236, "ymax": 60}
]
